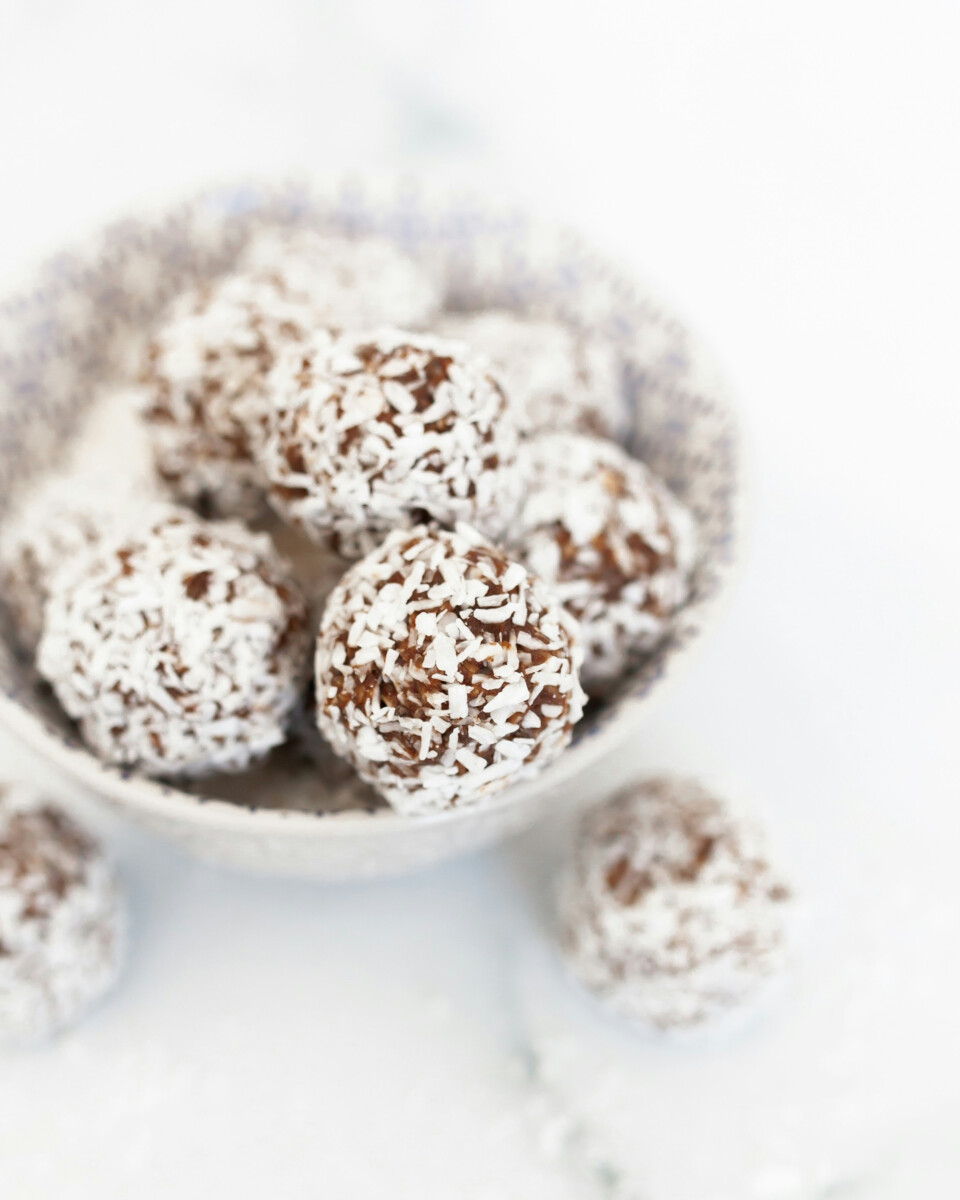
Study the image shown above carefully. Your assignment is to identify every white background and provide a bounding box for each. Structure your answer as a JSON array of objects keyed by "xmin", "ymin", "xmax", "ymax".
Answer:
[{"xmin": 1, "ymin": 2, "xmax": 958, "ymax": 1197}]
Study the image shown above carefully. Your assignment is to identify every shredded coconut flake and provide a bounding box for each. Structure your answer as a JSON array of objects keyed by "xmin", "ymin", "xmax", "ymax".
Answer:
[
  {"xmin": 0, "ymin": 479, "xmax": 116, "ymax": 655},
  {"xmin": 37, "ymin": 507, "xmax": 310, "ymax": 777},
  {"xmin": 137, "ymin": 272, "xmax": 320, "ymax": 518},
  {"xmin": 240, "ymin": 228, "xmax": 441, "ymax": 329},
  {"xmin": 314, "ymin": 524, "xmax": 585, "ymax": 815},
  {"xmin": 0, "ymin": 785, "xmax": 124, "ymax": 1046},
  {"xmin": 558, "ymin": 778, "xmax": 791, "ymax": 1030},
  {"xmin": 439, "ymin": 310, "xmax": 627, "ymax": 440},
  {"xmin": 511, "ymin": 433, "xmax": 698, "ymax": 693},
  {"xmin": 262, "ymin": 329, "xmax": 523, "ymax": 557}
]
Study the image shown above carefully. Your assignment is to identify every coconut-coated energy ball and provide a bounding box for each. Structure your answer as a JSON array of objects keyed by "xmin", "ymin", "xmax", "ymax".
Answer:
[
  {"xmin": 511, "ymin": 433, "xmax": 697, "ymax": 693},
  {"xmin": 240, "ymin": 227, "xmax": 441, "ymax": 330},
  {"xmin": 37, "ymin": 508, "xmax": 310, "ymax": 778},
  {"xmin": 558, "ymin": 778, "xmax": 791, "ymax": 1031},
  {"xmin": 262, "ymin": 329, "xmax": 522, "ymax": 558},
  {"xmin": 0, "ymin": 785, "xmax": 124, "ymax": 1046},
  {"xmin": 315, "ymin": 524, "xmax": 586, "ymax": 815},
  {"xmin": 0, "ymin": 481, "xmax": 112, "ymax": 656},
  {"xmin": 138, "ymin": 272, "xmax": 319, "ymax": 518},
  {"xmin": 439, "ymin": 310, "xmax": 627, "ymax": 440}
]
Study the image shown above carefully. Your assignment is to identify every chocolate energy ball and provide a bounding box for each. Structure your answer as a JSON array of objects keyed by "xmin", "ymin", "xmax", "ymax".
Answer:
[
  {"xmin": 0, "ymin": 785, "xmax": 124, "ymax": 1046},
  {"xmin": 559, "ymin": 778, "xmax": 791, "ymax": 1031},
  {"xmin": 138, "ymin": 273, "xmax": 319, "ymax": 518},
  {"xmin": 511, "ymin": 433, "xmax": 697, "ymax": 694},
  {"xmin": 315, "ymin": 524, "xmax": 585, "ymax": 815},
  {"xmin": 262, "ymin": 329, "xmax": 522, "ymax": 558},
  {"xmin": 439, "ymin": 310, "xmax": 627, "ymax": 440},
  {"xmin": 37, "ymin": 508, "xmax": 310, "ymax": 778},
  {"xmin": 0, "ymin": 481, "xmax": 111, "ymax": 656},
  {"xmin": 240, "ymin": 227, "xmax": 441, "ymax": 330}
]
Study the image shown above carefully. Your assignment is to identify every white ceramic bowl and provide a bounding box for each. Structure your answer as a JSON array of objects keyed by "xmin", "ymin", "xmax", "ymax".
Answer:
[{"xmin": 0, "ymin": 178, "xmax": 740, "ymax": 880}]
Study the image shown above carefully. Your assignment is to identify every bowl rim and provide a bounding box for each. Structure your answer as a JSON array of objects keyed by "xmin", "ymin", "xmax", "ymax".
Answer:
[{"xmin": 0, "ymin": 177, "xmax": 746, "ymax": 840}]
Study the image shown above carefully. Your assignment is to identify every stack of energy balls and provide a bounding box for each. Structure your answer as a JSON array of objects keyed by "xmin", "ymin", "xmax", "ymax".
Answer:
[
  {"xmin": 1, "ymin": 228, "xmax": 697, "ymax": 818},
  {"xmin": 0, "ymin": 228, "xmax": 797, "ymax": 1042}
]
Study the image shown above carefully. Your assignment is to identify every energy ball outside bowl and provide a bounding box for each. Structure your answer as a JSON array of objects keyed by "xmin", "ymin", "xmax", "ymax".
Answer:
[
  {"xmin": 240, "ymin": 227, "xmax": 441, "ymax": 330},
  {"xmin": 315, "ymin": 524, "xmax": 586, "ymax": 815},
  {"xmin": 0, "ymin": 785, "xmax": 124, "ymax": 1047},
  {"xmin": 262, "ymin": 329, "xmax": 523, "ymax": 558},
  {"xmin": 138, "ymin": 273, "xmax": 319, "ymax": 518},
  {"xmin": 439, "ymin": 310, "xmax": 627, "ymax": 441},
  {"xmin": 558, "ymin": 778, "xmax": 791, "ymax": 1031},
  {"xmin": 37, "ymin": 507, "xmax": 310, "ymax": 778},
  {"xmin": 510, "ymin": 433, "xmax": 697, "ymax": 694}
]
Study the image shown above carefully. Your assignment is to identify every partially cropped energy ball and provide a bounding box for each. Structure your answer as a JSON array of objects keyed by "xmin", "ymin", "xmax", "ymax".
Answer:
[
  {"xmin": 511, "ymin": 434, "xmax": 697, "ymax": 693},
  {"xmin": 138, "ymin": 273, "xmax": 318, "ymax": 518},
  {"xmin": 262, "ymin": 329, "xmax": 522, "ymax": 558},
  {"xmin": 439, "ymin": 310, "xmax": 627, "ymax": 440},
  {"xmin": 240, "ymin": 227, "xmax": 441, "ymax": 329},
  {"xmin": 0, "ymin": 785, "xmax": 124, "ymax": 1046},
  {"xmin": 0, "ymin": 481, "xmax": 111, "ymax": 655},
  {"xmin": 315, "ymin": 524, "xmax": 586, "ymax": 815},
  {"xmin": 559, "ymin": 778, "xmax": 791, "ymax": 1030},
  {"xmin": 37, "ymin": 508, "xmax": 310, "ymax": 778}
]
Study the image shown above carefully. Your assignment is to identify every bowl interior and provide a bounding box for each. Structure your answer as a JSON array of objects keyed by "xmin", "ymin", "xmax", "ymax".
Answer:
[{"xmin": 0, "ymin": 178, "xmax": 738, "ymax": 833}]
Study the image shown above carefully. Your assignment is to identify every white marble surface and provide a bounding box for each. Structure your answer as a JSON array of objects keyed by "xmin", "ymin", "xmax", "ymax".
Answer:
[{"xmin": 1, "ymin": 2, "xmax": 959, "ymax": 1197}]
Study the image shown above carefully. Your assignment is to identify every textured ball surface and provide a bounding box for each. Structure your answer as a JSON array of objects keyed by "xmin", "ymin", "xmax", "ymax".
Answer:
[
  {"xmin": 138, "ymin": 273, "xmax": 318, "ymax": 517},
  {"xmin": 263, "ymin": 329, "xmax": 522, "ymax": 557},
  {"xmin": 0, "ymin": 786, "xmax": 124, "ymax": 1046},
  {"xmin": 315, "ymin": 524, "xmax": 585, "ymax": 814},
  {"xmin": 559, "ymin": 778, "xmax": 791, "ymax": 1030},
  {"xmin": 240, "ymin": 227, "xmax": 441, "ymax": 329},
  {"xmin": 38, "ymin": 508, "xmax": 310, "ymax": 778},
  {"xmin": 439, "ymin": 310, "xmax": 626, "ymax": 440},
  {"xmin": 0, "ymin": 481, "xmax": 111, "ymax": 656},
  {"xmin": 511, "ymin": 433, "xmax": 697, "ymax": 692}
]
